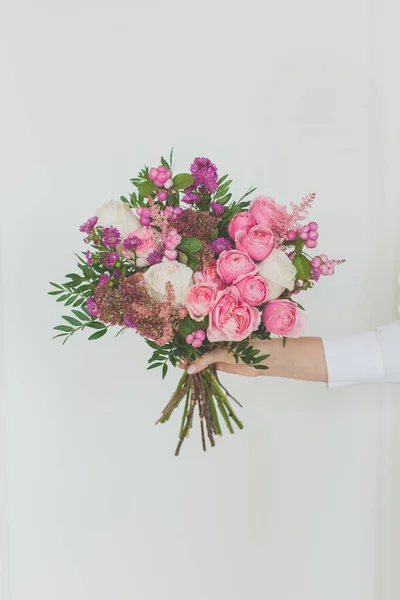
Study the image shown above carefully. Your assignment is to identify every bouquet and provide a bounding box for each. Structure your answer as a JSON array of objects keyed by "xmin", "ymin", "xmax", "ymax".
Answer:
[{"xmin": 49, "ymin": 152, "xmax": 342, "ymax": 455}]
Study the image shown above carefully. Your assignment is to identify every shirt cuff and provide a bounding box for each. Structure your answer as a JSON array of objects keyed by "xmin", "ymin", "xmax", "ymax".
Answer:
[{"xmin": 322, "ymin": 330, "xmax": 385, "ymax": 388}]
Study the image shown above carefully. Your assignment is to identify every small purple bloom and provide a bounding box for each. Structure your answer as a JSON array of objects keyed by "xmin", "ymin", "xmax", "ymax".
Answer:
[
  {"xmin": 123, "ymin": 236, "xmax": 142, "ymax": 251},
  {"xmin": 86, "ymin": 297, "xmax": 99, "ymax": 317},
  {"xmin": 86, "ymin": 251, "xmax": 93, "ymax": 266},
  {"xmin": 104, "ymin": 252, "xmax": 119, "ymax": 267},
  {"xmin": 211, "ymin": 201, "xmax": 224, "ymax": 217},
  {"xmin": 79, "ymin": 216, "xmax": 98, "ymax": 234},
  {"xmin": 102, "ymin": 226, "xmax": 121, "ymax": 248},
  {"xmin": 312, "ymin": 268, "xmax": 321, "ymax": 281},
  {"xmin": 147, "ymin": 250, "xmax": 163, "ymax": 265},
  {"xmin": 99, "ymin": 273, "xmax": 109, "ymax": 287},
  {"xmin": 112, "ymin": 271, "xmax": 122, "ymax": 279},
  {"xmin": 124, "ymin": 316, "xmax": 137, "ymax": 329},
  {"xmin": 190, "ymin": 157, "xmax": 218, "ymax": 194},
  {"xmin": 212, "ymin": 237, "xmax": 233, "ymax": 255},
  {"xmin": 182, "ymin": 191, "xmax": 200, "ymax": 204}
]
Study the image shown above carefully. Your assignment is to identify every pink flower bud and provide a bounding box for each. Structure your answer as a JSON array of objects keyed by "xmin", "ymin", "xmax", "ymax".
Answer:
[
  {"xmin": 302, "ymin": 225, "xmax": 310, "ymax": 233},
  {"xmin": 305, "ymin": 239, "xmax": 318, "ymax": 248},
  {"xmin": 308, "ymin": 230, "xmax": 319, "ymax": 240},
  {"xmin": 154, "ymin": 178, "xmax": 164, "ymax": 188},
  {"xmin": 164, "ymin": 207, "xmax": 174, "ymax": 218},
  {"xmin": 158, "ymin": 165, "xmax": 168, "ymax": 173},
  {"xmin": 320, "ymin": 254, "xmax": 328, "ymax": 262},
  {"xmin": 164, "ymin": 249, "xmax": 178, "ymax": 260},
  {"xmin": 300, "ymin": 231, "xmax": 309, "ymax": 241},
  {"xmin": 320, "ymin": 264, "xmax": 329, "ymax": 275},
  {"xmin": 186, "ymin": 334, "xmax": 194, "ymax": 344},
  {"xmin": 149, "ymin": 168, "xmax": 158, "ymax": 181},
  {"xmin": 157, "ymin": 190, "xmax": 168, "ymax": 202},
  {"xmin": 194, "ymin": 330, "xmax": 206, "ymax": 341},
  {"xmin": 311, "ymin": 257, "xmax": 322, "ymax": 268},
  {"xmin": 308, "ymin": 221, "xmax": 318, "ymax": 231},
  {"xmin": 327, "ymin": 267, "xmax": 335, "ymax": 276},
  {"xmin": 174, "ymin": 207, "xmax": 183, "ymax": 216},
  {"xmin": 192, "ymin": 338, "xmax": 203, "ymax": 348},
  {"xmin": 286, "ymin": 230, "xmax": 297, "ymax": 241},
  {"xmin": 164, "ymin": 178, "xmax": 173, "ymax": 189}
]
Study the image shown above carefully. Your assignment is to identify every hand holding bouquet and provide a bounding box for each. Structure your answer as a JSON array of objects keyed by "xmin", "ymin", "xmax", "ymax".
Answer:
[{"xmin": 50, "ymin": 152, "xmax": 342, "ymax": 455}]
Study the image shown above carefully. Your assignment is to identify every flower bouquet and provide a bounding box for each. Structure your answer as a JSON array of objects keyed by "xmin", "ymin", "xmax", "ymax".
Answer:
[{"xmin": 49, "ymin": 152, "xmax": 342, "ymax": 455}]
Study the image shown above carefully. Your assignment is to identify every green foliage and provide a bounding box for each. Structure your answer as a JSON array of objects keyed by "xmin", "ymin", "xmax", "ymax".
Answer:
[
  {"xmin": 177, "ymin": 237, "xmax": 202, "ymax": 254},
  {"xmin": 173, "ymin": 173, "xmax": 194, "ymax": 190},
  {"xmin": 226, "ymin": 339, "xmax": 270, "ymax": 370},
  {"xmin": 293, "ymin": 255, "xmax": 312, "ymax": 280}
]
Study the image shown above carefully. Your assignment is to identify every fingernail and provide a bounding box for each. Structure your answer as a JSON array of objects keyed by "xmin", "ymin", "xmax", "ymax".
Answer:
[{"xmin": 187, "ymin": 365, "xmax": 196, "ymax": 375}]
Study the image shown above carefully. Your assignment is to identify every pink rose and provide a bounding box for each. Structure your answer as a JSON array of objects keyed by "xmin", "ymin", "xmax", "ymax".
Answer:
[
  {"xmin": 216, "ymin": 250, "xmax": 257, "ymax": 284},
  {"xmin": 234, "ymin": 274, "xmax": 270, "ymax": 306},
  {"xmin": 208, "ymin": 286, "xmax": 261, "ymax": 342},
  {"xmin": 262, "ymin": 300, "xmax": 306, "ymax": 338},
  {"xmin": 249, "ymin": 196, "xmax": 289, "ymax": 230},
  {"xmin": 121, "ymin": 228, "xmax": 157, "ymax": 267},
  {"xmin": 228, "ymin": 212, "xmax": 256, "ymax": 240},
  {"xmin": 235, "ymin": 225, "xmax": 275, "ymax": 261},
  {"xmin": 185, "ymin": 282, "xmax": 217, "ymax": 322},
  {"xmin": 193, "ymin": 264, "xmax": 225, "ymax": 291}
]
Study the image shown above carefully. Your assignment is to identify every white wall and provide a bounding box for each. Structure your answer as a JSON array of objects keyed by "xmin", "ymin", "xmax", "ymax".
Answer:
[{"xmin": 1, "ymin": 1, "xmax": 399, "ymax": 599}]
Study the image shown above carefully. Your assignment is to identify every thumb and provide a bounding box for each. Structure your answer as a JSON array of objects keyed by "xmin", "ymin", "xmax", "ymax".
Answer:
[{"xmin": 187, "ymin": 349, "xmax": 224, "ymax": 374}]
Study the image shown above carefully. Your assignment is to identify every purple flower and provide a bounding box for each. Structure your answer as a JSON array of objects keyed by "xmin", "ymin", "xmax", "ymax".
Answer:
[
  {"xmin": 147, "ymin": 250, "xmax": 163, "ymax": 265},
  {"xmin": 182, "ymin": 190, "xmax": 200, "ymax": 204},
  {"xmin": 99, "ymin": 273, "xmax": 109, "ymax": 287},
  {"xmin": 112, "ymin": 271, "xmax": 122, "ymax": 279},
  {"xmin": 312, "ymin": 268, "xmax": 321, "ymax": 281},
  {"xmin": 211, "ymin": 201, "xmax": 224, "ymax": 217},
  {"xmin": 123, "ymin": 236, "xmax": 142, "ymax": 251},
  {"xmin": 79, "ymin": 216, "xmax": 98, "ymax": 234},
  {"xmin": 190, "ymin": 157, "xmax": 218, "ymax": 194},
  {"xmin": 212, "ymin": 237, "xmax": 233, "ymax": 255},
  {"xmin": 102, "ymin": 226, "xmax": 121, "ymax": 248},
  {"xmin": 86, "ymin": 251, "xmax": 93, "ymax": 266},
  {"xmin": 124, "ymin": 315, "xmax": 137, "ymax": 329},
  {"xmin": 104, "ymin": 252, "xmax": 119, "ymax": 267},
  {"xmin": 86, "ymin": 297, "xmax": 99, "ymax": 317}
]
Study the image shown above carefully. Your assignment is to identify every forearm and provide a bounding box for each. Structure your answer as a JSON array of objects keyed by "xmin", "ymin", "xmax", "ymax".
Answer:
[{"xmin": 254, "ymin": 337, "xmax": 328, "ymax": 383}]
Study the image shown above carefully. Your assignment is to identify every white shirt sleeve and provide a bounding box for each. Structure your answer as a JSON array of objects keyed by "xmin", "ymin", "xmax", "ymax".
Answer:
[{"xmin": 322, "ymin": 321, "xmax": 400, "ymax": 387}]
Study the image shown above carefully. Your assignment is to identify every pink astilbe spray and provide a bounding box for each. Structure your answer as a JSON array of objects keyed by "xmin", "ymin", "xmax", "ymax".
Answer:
[
  {"xmin": 148, "ymin": 198, "xmax": 170, "ymax": 241},
  {"xmin": 287, "ymin": 193, "xmax": 316, "ymax": 233}
]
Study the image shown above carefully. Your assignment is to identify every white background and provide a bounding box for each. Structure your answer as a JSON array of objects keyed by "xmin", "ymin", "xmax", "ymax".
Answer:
[{"xmin": 1, "ymin": 1, "xmax": 399, "ymax": 599}]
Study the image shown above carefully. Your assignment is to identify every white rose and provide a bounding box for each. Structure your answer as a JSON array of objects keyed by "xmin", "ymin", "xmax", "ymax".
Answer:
[
  {"xmin": 96, "ymin": 199, "xmax": 140, "ymax": 238},
  {"xmin": 258, "ymin": 249, "xmax": 297, "ymax": 300},
  {"xmin": 144, "ymin": 260, "xmax": 193, "ymax": 305}
]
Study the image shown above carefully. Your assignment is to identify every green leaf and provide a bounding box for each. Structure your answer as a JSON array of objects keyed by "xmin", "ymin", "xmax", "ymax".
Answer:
[
  {"xmin": 177, "ymin": 237, "xmax": 202, "ymax": 254},
  {"xmin": 53, "ymin": 325, "xmax": 73, "ymax": 332},
  {"xmin": 120, "ymin": 195, "xmax": 129, "ymax": 204},
  {"xmin": 73, "ymin": 297, "xmax": 85, "ymax": 307},
  {"xmin": 179, "ymin": 317, "xmax": 197, "ymax": 337},
  {"xmin": 186, "ymin": 254, "xmax": 200, "ymax": 271},
  {"xmin": 56, "ymin": 294, "xmax": 70, "ymax": 302},
  {"xmin": 88, "ymin": 329, "xmax": 108, "ymax": 341},
  {"xmin": 172, "ymin": 173, "xmax": 194, "ymax": 190},
  {"xmin": 72, "ymin": 309, "xmax": 91, "ymax": 322},
  {"xmin": 282, "ymin": 336, "xmax": 288, "ymax": 348},
  {"xmin": 62, "ymin": 315, "xmax": 82, "ymax": 327},
  {"xmin": 292, "ymin": 255, "xmax": 312, "ymax": 280},
  {"xmin": 254, "ymin": 364, "xmax": 269, "ymax": 370},
  {"xmin": 295, "ymin": 237, "xmax": 304, "ymax": 256},
  {"xmin": 48, "ymin": 290, "xmax": 63, "ymax": 296},
  {"xmin": 160, "ymin": 156, "xmax": 170, "ymax": 169},
  {"xmin": 52, "ymin": 333, "xmax": 69, "ymax": 339},
  {"xmin": 49, "ymin": 281, "xmax": 63, "ymax": 289},
  {"xmin": 86, "ymin": 321, "xmax": 107, "ymax": 330},
  {"xmin": 217, "ymin": 193, "xmax": 232, "ymax": 205},
  {"xmin": 162, "ymin": 364, "xmax": 168, "ymax": 379},
  {"xmin": 217, "ymin": 174, "xmax": 229, "ymax": 186},
  {"xmin": 146, "ymin": 339, "xmax": 162, "ymax": 350},
  {"xmin": 65, "ymin": 295, "xmax": 78, "ymax": 306},
  {"xmin": 211, "ymin": 229, "xmax": 218, "ymax": 241},
  {"xmin": 147, "ymin": 362, "xmax": 164, "ymax": 370},
  {"xmin": 177, "ymin": 251, "xmax": 188, "ymax": 265},
  {"xmin": 169, "ymin": 148, "xmax": 174, "ymax": 166},
  {"xmin": 65, "ymin": 273, "xmax": 81, "ymax": 279},
  {"xmin": 137, "ymin": 180, "xmax": 156, "ymax": 196}
]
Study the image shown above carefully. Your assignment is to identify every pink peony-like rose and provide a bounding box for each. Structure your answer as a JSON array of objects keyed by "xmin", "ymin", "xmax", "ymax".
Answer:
[
  {"xmin": 185, "ymin": 282, "xmax": 217, "ymax": 322},
  {"xmin": 216, "ymin": 250, "xmax": 257, "ymax": 284},
  {"xmin": 249, "ymin": 196, "xmax": 289, "ymax": 231},
  {"xmin": 121, "ymin": 228, "xmax": 157, "ymax": 267},
  {"xmin": 262, "ymin": 300, "xmax": 306, "ymax": 338},
  {"xmin": 207, "ymin": 286, "xmax": 261, "ymax": 342},
  {"xmin": 228, "ymin": 212, "xmax": 256, "ymax": 240},
  {"xmin": 193, "ymin": 264, "xmax": 225, "ymax": 291},
  {"xmin": 233, "ymin": 273, "xmax": 270, "ymax": 306},
  {"xmin": 235, "ymin": 224, "xmax": 275, "ymax": 262}
]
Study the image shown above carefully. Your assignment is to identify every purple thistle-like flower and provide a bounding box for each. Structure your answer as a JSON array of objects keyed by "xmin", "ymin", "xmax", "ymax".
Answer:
[
  {"xmin": 124, "ymin": 315, "xmax": 137, "ymax": 329},
  {"xmin": 182, "ymin": 190, "xmax": 200, "ymax": 204},
  {"xmin": 86, "ymin": 250, "xmax": 93, "ymax": 266},
  {"xmin": 104, "ymin": 252, "xmax": 119, "ymax": 267},
  {"xmin": 212, "ymin": 237, "xmax": 233, "ymax": 255},
  {"xmin": 80, "ymin": 216, "xmax": 98, "ymax": 234},
  {"xmin": 99, "ymin": 273, "xmax": 109, "ymax": 287},
  {"xmin": 86, "ymin": 297, "xmax": 99, "ymax": 317},
  {"xmin": 210, "ymin": 201, "xmax": 224, "ymax": 217},
  {"xmin": 123, "ymin": 236, "xmax": 142, "ymax": 251},
  {"xmin": 190, "ymin": 157, "xmax": 218, "ymax": 194},
  {"xmin": 147, "ymin": 250, "xmax": 163, "ymax": 265},
  {"xmin": 102, "ymin": 226, "xmax": 121, "ymax": 248},
  {"xmin": 112, "ymin": 271, "xmax": 122, "ymax": 279}
]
